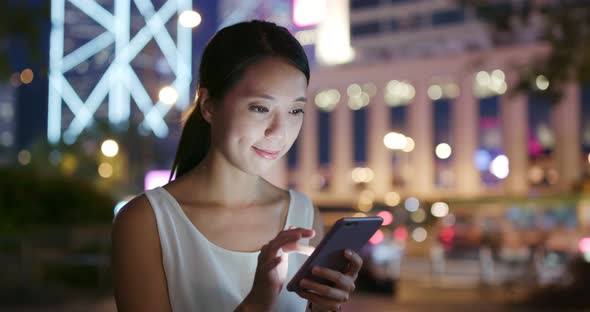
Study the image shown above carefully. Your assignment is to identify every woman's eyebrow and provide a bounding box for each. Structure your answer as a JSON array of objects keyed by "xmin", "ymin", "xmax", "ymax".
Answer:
[
  {"xmin": 251, "ymin": 94, "xmax": 307, "ymax": 103},
  {"xmin": 294, "ymin": 96, "xmax": 307, "ymax": 103}
]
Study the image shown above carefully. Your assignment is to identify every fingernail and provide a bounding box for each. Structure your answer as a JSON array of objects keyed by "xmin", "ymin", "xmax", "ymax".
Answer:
[
  {"xmin": 312, "ymin": 266, "xmax": 320, "ymax": 273},
  {"xmin": 346, "ymin": 249, "xmax": 352, "ymax": 256}
]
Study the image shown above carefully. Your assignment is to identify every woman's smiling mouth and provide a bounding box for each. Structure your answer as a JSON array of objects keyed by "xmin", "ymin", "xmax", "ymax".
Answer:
[{"xmin": 252, "ymin": 147, "xmax": 280, "ymax": 160}]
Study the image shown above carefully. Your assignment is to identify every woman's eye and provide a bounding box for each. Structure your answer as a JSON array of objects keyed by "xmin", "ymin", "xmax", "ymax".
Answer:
[
  {"xmin": 249, "ymin": 106, "xmax": 269, "ymax": 113},
  {"xmin": 290, "ymin": 109, "xmax": 305, "ymax": 115}
]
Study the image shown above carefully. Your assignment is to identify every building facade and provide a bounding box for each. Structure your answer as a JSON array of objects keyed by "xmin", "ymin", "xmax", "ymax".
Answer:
[{"xmin": 262, "ymin": 0, "xmax": 590, "ymax": 207}]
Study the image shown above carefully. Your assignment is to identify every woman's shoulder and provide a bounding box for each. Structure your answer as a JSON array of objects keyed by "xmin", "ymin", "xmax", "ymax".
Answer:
[{"xmin": 112, "ymin": 194, "xmax": 158, "ymax": 241}]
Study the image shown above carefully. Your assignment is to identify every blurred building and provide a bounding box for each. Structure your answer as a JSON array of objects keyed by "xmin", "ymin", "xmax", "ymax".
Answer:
[
  {"xmin": 47, "ymin": 0, "xmax": 193, "ymax": 145},
  {"xmin": 349, "ymin": 0, "xmax": 492, "ymax": 63},
  {"xmin": 46, "ymin": 0, "xmax": 210, "ymax": 193},
  {"xmin": 258, "ymin": 0, "xmax": 590, "ymax": 207},
  {"xmin": 0, "ymin": 83, "xmax": 16, "ymax": 164}
]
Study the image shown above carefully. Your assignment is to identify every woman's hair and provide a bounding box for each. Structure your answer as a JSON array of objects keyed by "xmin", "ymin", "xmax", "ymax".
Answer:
[{"xmin": 170, "ymin": 20, "xmax": 310, "ymax": 180}]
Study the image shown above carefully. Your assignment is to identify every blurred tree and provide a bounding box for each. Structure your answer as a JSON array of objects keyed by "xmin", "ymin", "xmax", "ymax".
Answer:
[
  {"xmin": 0, "ymin": 1, "xmax": 50, "ymax": 80},
  {"xmin": 462, "ymin": 0, "xmax": 590, "ymax": 100},
  {"xmin": 26, "ymin": 118, "xmax": 131, "ymax": 194},
  {"xmin": 0, "ymin": 166, "xmax": 115, "ymax": 234}
]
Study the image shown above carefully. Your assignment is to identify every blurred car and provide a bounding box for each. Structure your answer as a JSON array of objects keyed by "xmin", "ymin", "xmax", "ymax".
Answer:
[
  {"xmin": 437, "ymin": 213, "xmax": 483, "ymax": 259},
  {"xmin": 356, "ymin": 232, "xmax": 404, "ymax": 296}
]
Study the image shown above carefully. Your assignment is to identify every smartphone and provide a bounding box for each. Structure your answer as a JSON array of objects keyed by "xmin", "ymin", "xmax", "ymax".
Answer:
[{"xmin": 286, "ymin": 216, "xmax": 383, "ymax": 293}]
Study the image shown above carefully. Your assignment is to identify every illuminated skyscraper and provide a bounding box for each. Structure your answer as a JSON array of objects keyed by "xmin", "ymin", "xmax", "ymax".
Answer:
[{"xmin": 48, "ymin": 0, "xmax": 193, "ymax": 144}]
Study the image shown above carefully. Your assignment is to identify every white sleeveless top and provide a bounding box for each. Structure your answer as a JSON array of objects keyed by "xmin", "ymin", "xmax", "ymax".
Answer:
[{"xmin": 144, "ymin": 187, "xmax": 314, "ymax": 312}]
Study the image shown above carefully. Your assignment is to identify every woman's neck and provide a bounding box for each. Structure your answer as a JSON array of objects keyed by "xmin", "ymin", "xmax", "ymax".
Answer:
[{"xmin": 183, "ymin": 150, "xmax": 271, "ymax": 207}]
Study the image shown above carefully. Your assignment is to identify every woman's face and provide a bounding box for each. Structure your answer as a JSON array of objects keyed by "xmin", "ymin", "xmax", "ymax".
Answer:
[{"xmin": 209, "ymin": 57, "xmax": 308, "ymax": 176}]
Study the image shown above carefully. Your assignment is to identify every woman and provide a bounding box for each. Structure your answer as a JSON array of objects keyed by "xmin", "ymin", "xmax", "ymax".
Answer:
[{"xmin": 112, "ymin": 20, "xmax": 362, "ymax": 311}]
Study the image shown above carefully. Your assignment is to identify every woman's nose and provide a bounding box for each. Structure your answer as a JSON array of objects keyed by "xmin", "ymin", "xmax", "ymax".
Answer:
[{"xmin": 264, "ymin": 114, "xmax": 285, "ymax": 140}]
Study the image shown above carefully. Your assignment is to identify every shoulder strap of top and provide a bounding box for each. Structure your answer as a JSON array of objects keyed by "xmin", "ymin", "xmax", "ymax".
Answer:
[{"xmin": 288, "ymin": 190, "xmax": 315, "ymax": 231}]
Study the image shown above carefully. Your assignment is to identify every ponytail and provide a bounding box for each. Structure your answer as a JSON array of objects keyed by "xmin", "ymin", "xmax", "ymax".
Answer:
[{"xmin": 170, "ymin": 98, "xmax": 210, "ymax": 180}]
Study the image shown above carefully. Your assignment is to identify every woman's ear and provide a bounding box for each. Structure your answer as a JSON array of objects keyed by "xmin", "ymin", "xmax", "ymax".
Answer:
[{"xmin": 198, "ymin": 88, "xmax": 214, "ymax": 123}]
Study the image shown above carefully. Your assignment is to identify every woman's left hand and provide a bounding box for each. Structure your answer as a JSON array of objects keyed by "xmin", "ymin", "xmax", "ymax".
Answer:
[{"xmin": 295, "ymin": 249, "xmax": 363, "ymax": 311}]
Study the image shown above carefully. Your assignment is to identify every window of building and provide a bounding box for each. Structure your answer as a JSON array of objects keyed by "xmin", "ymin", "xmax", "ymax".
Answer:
[
  {"xmin": 432, "ymin": 8, "xmax": 466, "ymax": 26},
  {"xmin": 351, "ymin": 21, "xmax": 380, "ymax": 37},
  {"xmin": 350, "ymin": 0, "xmax": 380, "ymax": 10},
  {"xmin": 353, "ymin": 107, "xmax": 368, "ymax": 164}
]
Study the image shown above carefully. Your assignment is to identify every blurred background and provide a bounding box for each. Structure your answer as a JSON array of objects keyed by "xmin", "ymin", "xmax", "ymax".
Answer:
[{"xmin": 1, "ymin": 0, "xmax": 590, "ymax": 311}]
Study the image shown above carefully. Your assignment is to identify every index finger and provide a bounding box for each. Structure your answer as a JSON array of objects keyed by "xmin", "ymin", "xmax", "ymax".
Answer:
[
  {"xmin": 280, "ymin": 227, "xmax": 315, "ymax": 239},
  {"xmin": 343, "ymin": 249, "xmax": 363, "ymax": 276}
]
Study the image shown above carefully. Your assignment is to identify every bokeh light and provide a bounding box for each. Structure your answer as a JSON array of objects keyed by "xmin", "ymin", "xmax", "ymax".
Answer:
[
  {"xmin": 20, "ymin": 69, "xmax": 34, "ymax": 84},
  {"xmin": 357, "ymin": 190, "xmax": 375, "ymax": 212},
  {"xmin": 98, "ymin": 163, "xmax": 113, "ymax": 178},
  {"xmin": 528, "ymin": 166, "xmax": 544, "ymax": 184},
  {"xmin": 315, "ymin": 89, "xmax": 340, "ymax": 111},
  {"xmin": 579, "ymin": 238, "xmax": 590, "ymax": 254},
  {"xmin": 369, "ymin": 229, "xmax": 384, "ymax": 245},
  {"xmin": 431, "ymin": 202, "xmax": 449, "ymax": 217},
  {"xmin": 404, "ymin": 197, "xmax": 419, "ymax": 212},
  {"xmin": 535, "ymin": 75, "xmax": 550, "ymax": 91},
  {"xmin": 435, "ymin": 143, "xmax": 452, "ymax": 159},
  {"xmin": 347, "ymin": 83, "xmax": 371, "ymax": 110},
  {"xmin": 377, "ymin": 210, "xmax": 394, "ymax": 226},
  {"xmin": 385, "ymin": 80, "xmax": 415, "ymax": 107},
  {"xmin": 384, "ymin": 192, "xmax": 401, "ymax": 207},
  {"xmin": 178, "ymin": 10, "xmax": 202, "ymax": 28},
  {"xmin": 412, "ymin": 227, "xmax": 427, "ymax": 242},
  {"xmin": 442, "ymin": 214, "xmax": 456, "ymax": 227},
  {"xmin": 393, "ymin": 227, "xmax": 408, "ymax": 241},
  {"xmin": 490, "ymin": 154, "xmax": 509, "ymax": 179},
  {"xmin": 427, "ymin": 84, "xmax": 443, "ymax": 100},
  {"xmin": 352, "ymin": 167, "xmax": 374, "ymax": 183},
  {"xmin": 439, "ymin": 226, "xmax": 455, "ymax": 243},
  {"xmin": 17, "ymin": 150, "xmax": 31, "ymax": 165},
  {"xmin": 402, "ymin": 137, "xmax": 415, "ymax": 152},
  {"xmin": 101, "ymin": 139, "xmax": 119, "ymax": 157},
  {"xmin": 474, "ymin": 69, "xmax": 507, "ymax": 97},
  {"xmin": 384, "ymin": 132, "xmax": 408, "ymax": 150},
  {"xmin": 411, "ymin": 209, "xmax": 426, "ymax": 223},
  {"xmin": 474, "ymin": 149, "xmax": 492, "ymax": 171},
  {"xmin": 159, "ymin": 86, "xmax": 178, "ymax": 105}
]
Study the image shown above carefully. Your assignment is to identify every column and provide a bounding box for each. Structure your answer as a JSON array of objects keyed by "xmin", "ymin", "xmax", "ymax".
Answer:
[
  {"xmin": 330, "ymin": 87, "xmax": 354, "ymax": 196},
  {"xmin": 407, "ymin": 80, "xmax": 435, "ymax": 197},
  {"xmin": 297, "ymin": 91, "xmax": 319, "ymax": 194},
  {"xmin": 552, "ymin": 81, "xmax": 581, "ymax": 190},
  {"xmin": 368, "ymin": 83, "xmax": 392, "ymax": 197},
  {"xmin": 453, "ymin": 72, "xmax": 481, "ymax": 197},
  {"xmin": 500, "ymin": 71, "xmax": 529, "ymax": 196}
]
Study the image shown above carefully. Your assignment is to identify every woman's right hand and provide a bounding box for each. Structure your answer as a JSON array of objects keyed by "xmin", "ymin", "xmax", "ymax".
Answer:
[{"xmin": 239, "ymin": 228, "xmax": 315, "ymax": 311}]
